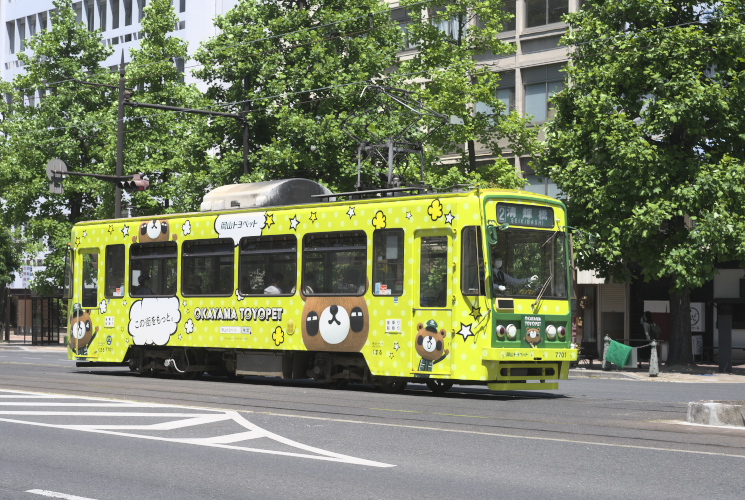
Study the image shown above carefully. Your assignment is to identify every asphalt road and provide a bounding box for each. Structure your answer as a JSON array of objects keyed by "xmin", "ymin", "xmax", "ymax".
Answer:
[{"xmin": 1, "ymin": 348, "xmax": 744, "ymax": 500}]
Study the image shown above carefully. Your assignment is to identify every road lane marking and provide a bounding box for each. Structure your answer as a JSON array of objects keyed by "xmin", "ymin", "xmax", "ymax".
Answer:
[
  {"xmin": 26, "ymin": 490, "xmax": 98, "ymax": 500},
  {"xmin": 1, "ymin": 390, "xmax": 393, "ymax": 468},
  {"xmin": 244, "ymin": 411, "xmax": 745, "ymax": 460}
]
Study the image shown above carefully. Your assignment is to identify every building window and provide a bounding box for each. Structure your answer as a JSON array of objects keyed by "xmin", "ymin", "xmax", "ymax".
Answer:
[
  {"xmin": 39, "ymin": 12, "xmax": 48, "ymax": 32},
  {"xmin": 85, "ymin": 1, "xmax": 95, "ymax": 31},
  {"xmin": 525, "ymin": 0, "xmax": 568, "ymax": 28},
  {"xmin": 303, "ymin": 231, "xmax": 367, "ymax": 295},
  {"xmin": 98, "ymin": 0, "xmax": 107, "ymax": 30},
  {"xmin": 179, "ymin": 0, "xmax": 185, "ymax": 14},
  {"xmin": 239, "ymin": 235, "xmax": 297, "ymax": 296},
  {"xmin": 18, "ymin": 19, "xmax": 25, "ymax": 52},
  {"xmin": 130, "ymin": 242, "xmax": 177, "ymax": 297},
  {"xmin": 28, "ymin": 16, "xmax": 37, "ymax": 37},
  {"xmin": 137, "ymin": 0, "xmax": 146, "ymax": 22},
  {"xmin": 6, "ymin": 22, "xmax": 15, "ymax": 54},
  {"xmin": 111, "ymin": 0, "xmax": 119, "ymax": 29},
  {"xmin": 475, "ymin": 71, "xmax": 515, "ymax": 120},
  {"xmin": 520, "ymin": 157, "xmax": 562, "ymax": 198},
  {"xmin": 523, "ymin": 63, "xmax": 564, "ymax": 123},
  {"xmin": 124, "ymin": 0, "xmax": 133, "ymax": 26},
  {"xmin": 182, "ymin": 238, "xmax": 234, "ymax": 296},
  {"xmin": 372, "ymin": 229, "xmax": 404, "ymax": 296},
  {"xmin": 105, "ymin": 245, "xmax": 125, "ymax": 298}
]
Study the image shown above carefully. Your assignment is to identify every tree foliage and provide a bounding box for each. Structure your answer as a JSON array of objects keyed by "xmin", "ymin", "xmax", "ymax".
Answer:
[
  {"xmin": 537, "ymin": 0, "xmax": 745, "ymax": 364},
  {"xmin": 193, "ymin": 0, "xmax": 404, "ymax": 191},
  {"xmin": 0, "ymin": 0, "xmax": 115, "ymax": 293},
  {"xmin": 123, "ymin": 0, "xmax": 213, "ymax": 215},
  {"xmin": 398, "ymin": 0, "xmax": 537, "ymax": 189}
]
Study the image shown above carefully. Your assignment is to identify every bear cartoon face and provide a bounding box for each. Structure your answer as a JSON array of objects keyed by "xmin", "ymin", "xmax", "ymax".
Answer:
[
  {"xmin": 70, "ymin": 307, "xmax": 97, "ymax": 352},
  {"xmin": 301, "ymin": 294, "xmax": 369, "ymax": 352},
  {"xmin": 415, "ymin": 321, "xmax": 447, "ymax": 361},
  {"xmin": 525, "ymin": 326, "xmax": 541, "ymax": 346},
  {"xmin": 134, "ymin": 220, "xmax": 176, "ymax": 243}
]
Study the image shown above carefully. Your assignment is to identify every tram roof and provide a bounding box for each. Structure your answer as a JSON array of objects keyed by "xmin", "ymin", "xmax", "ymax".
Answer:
[{"xmin": 72, "ymin": 181, "xmax": 564, "ymax": 227}]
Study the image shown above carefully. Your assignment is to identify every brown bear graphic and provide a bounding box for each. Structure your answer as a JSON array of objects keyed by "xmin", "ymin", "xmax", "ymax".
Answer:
[
  {"xmin": 300, "ymin": 289, "xmax": 369, "ymax": 352},
  {"xmin": 69, "ymin": 306, "xmax": 98, "ymax": 354},
  {"xmin": 414, "ymin": 320, "xmax": 449, "ymax": 376},
  {"xmin": 133, "ymin": 220, "xmax": 177, "ymax": 243}
]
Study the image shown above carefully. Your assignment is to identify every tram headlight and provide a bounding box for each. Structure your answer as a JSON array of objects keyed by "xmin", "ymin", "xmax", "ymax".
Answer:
[
  {"xmin": 496, "ymin": 325, "xmax": 506, "ymax": 338},
  {"xmin": 546, "ymin": 325, "xmax": 557, "ymax": 340},
  {"xmin": 506, "ymin": 324, "xmax": 517, "ymax": 340},
  {"xmin": 558, "ymin": 326, "xmax": 566, "ymax": 339}
]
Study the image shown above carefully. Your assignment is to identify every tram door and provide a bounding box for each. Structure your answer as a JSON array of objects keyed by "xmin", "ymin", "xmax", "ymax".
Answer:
[
  {"xmin": 410, "ymin": 230, "xmax": 452, "ymax": 377},
  {"xmin": 70, "ymin": 249, "xmax": 100, "ymax": 358}
]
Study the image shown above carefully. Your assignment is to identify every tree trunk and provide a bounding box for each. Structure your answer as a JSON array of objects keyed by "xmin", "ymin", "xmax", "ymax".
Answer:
[{"xmin": 666, "ymin": 287, "xmax": 692, "ymax": 366}]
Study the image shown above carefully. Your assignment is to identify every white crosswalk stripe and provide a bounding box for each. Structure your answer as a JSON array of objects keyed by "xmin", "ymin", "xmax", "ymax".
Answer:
[{"xmin": 0, "ymin": 389, "xmax": 393, "ymax": 467}]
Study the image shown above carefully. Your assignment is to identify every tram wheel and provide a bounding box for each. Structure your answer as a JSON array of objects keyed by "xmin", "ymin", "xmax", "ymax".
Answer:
[
  {"xmin": 425, "ymin": 379, "xmax": 454, "ymax": 395},
  {"xmin": 377, "ymin": 378, "xmax": 408, "ymax": 394}
]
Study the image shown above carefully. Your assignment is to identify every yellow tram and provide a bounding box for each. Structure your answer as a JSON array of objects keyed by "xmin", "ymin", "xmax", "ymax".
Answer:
[{"xmin": 65, "ymin": 179, "xmax": 577, "ymax": 393}]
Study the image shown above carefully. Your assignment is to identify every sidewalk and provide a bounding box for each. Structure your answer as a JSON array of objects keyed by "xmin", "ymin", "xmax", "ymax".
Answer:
[{"xmin": 570, "ymin": 359, "xmax": 745, "ymax": 383}]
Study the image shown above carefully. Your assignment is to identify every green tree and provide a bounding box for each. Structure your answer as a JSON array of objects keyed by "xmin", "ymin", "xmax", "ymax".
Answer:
[
  {"xmin": 193, "ymin": 0, "xmax": 404, "ymax": 191},
  {"xmin": 397, "ymin": 0, "xmax": 538, "ymax": 189},
  {"xmin": 0, "ymin": 0, "xmax": 115, "ymax": 294},
  {"xmin": 123, "ymin": 0, "xmax": 213, "ymax": 215},
  {"xmin": 0, "ymin": 225, "xmax": 22, "ymax": 287},
  {"xmin": 537, "ymin": 0, "xmax": 745, "ymax": 365}
]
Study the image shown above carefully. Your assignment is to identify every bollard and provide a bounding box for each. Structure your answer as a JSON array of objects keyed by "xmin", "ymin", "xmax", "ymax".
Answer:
[
  {"xmin": 602, "ymin": 335, "xmax": 611, "ymax": 371},
  {"xmin": 649, "ymin": 339, "xmax": 659, "ymax": 377}
]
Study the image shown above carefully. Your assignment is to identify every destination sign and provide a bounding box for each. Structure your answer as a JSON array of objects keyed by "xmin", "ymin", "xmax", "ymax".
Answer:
[{"xmin": 497, "ymin": 203, "xmax": 554, "ymax": 228}]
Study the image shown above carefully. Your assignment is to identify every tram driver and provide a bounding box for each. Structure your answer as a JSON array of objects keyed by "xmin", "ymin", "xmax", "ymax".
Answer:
[{"xmin": 491, "ymin": 252, "xmax": 538, "ymax": 292}]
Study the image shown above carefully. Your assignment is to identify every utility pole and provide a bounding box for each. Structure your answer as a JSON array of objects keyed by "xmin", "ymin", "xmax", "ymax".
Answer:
[
  {"xmin": 243, "ymin": 75, "xmax": 251, "ymax": 175},
  {"xmin": 116, "ymin": 50, "xmax": 126, "ymax": 219}
]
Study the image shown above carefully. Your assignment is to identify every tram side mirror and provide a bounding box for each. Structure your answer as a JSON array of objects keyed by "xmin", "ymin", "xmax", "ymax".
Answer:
[
  {"xmin": 486, "ymin": 221, "xmax": 509, "ymax": 245},
  {"xmin": 486, "ymin": 220, "xmax": 499, "ymax": 244}
]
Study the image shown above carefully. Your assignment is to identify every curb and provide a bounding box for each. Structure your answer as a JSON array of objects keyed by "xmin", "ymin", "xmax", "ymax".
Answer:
[{"xmin": 688, "ymin": 400, "xmax": 745, "ymax": 427}]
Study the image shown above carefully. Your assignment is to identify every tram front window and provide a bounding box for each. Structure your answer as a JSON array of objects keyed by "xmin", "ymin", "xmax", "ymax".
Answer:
[{"xmin": 490, "ymin": 229, "xmax": 567, "ymax": 299}]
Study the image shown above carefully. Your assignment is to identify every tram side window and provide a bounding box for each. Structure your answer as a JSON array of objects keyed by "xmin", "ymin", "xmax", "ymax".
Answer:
[
  {"xmin": 303, "ymin": 231, "xmax": 367, "ymax": 295},
  {"xmin": 81, "ymin": 252, "xmax": 99, "ymax": 308},
  {"xmin": 182, "ymin": 238, "xmax": 234, "ymax": 296},
  {"xmin": 130, "ymin": 242, "xmax": 177, "ymax": 297},
  {"xmin": 461, "ymin": 227, "xmax": 485, "ymax": 296},
  {"xmin": 105, "ymin": 245, "xmax": 125, "ymax": 298},
  {"xmin": 420, "ymin": 236, "xmax": 448, "ymax": 307},
  {"xmin": 372, "ymin": 229, "xmax": 403, "ymax": 296},
  {"xmin": 239, "ymin": 235, "xmax": 297, "ymax": 296}
]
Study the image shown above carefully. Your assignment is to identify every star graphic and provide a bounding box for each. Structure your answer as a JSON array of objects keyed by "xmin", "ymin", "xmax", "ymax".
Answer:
[
  {"xmin": 347, "ymin": 206, "xmax": 356, "ymax": 219},
  {"xmin": 470, "ymin": 306, "xmax": 482, "ymax": 321},
  {"xmin": 75, "ymin": 237, "xmax": 81, "ymax": 245},
  {"xmin": 309, "ymin": 212, "xmax": 318, "ymax": 222},
  {"xmin": 121, "ymin": 225, "xmax": 130, "ymax": 238},
  {"xmin": 445, "ymin": 211, "xmax": 455, "ymax": 225},
  {"xmin": 457, "ymin": 323, "xmax": 475, "ymax": 341},
  {"xmin": 406, "ymin": 211, "xmax": 413, "ymax": 221},
  {"xmin": 289, "ymin": 216, "xmax": 300, "ymax": 231},
  {"xmin": 178, "ymin": 334, "xmax": 183, "ymax": 341},
  {"xmin": 108, "ymin": 225, "xmax": 114, "ymax": 234},
  {"xmin": 393, "ymin": 342, "xmax": 400, "ymax": 351},
  {"xmin": 265, "ymin": 213, "xmax": 275, "ymax": 228},
  {"xmin": 389, "ymin": 352, "xmax": 395, "ymax": 359},
  {"xmin": 82, "ymin": 231, "xmax": 88, "ymax": 238}
]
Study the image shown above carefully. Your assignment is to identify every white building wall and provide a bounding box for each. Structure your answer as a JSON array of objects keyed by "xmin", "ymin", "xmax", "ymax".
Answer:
[{"xmin": 1, "ymin": 0, "xmax": 239, "ymax": 87}]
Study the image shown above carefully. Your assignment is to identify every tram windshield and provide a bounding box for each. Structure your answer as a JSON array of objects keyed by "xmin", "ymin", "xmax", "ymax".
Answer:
[{"xmin": 490, "ymin": 228, "xmax": 568, "ymax": 299}]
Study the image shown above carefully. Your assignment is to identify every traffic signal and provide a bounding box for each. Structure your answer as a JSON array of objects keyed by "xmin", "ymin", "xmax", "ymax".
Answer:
[{"xmin": 117, "ymin": 173, "xmax": 150, "ymax": 192}]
